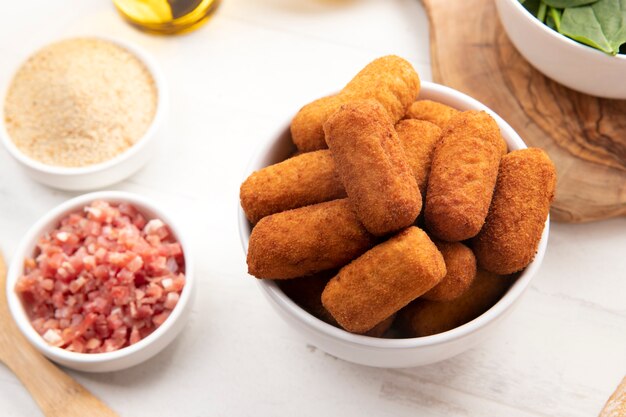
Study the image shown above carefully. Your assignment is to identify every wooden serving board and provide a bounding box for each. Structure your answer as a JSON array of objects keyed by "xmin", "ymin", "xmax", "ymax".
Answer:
[{"xmin": 422, "ymin": 0, "xmax": 626, "ymax": 223}]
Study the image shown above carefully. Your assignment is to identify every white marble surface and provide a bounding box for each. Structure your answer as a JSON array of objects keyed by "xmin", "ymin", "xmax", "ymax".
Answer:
[{"xmin": 0, "ymin": 1, "xmax": 624, "ymax": 416}]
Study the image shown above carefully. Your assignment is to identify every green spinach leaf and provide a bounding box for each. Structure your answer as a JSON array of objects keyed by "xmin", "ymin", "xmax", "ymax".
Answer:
[
  {"xmin": 560, "ymin": 0, "xmax": 626, "ymax": 55},
  {"xmin": 591, "ymin": 0, "xmax": 626, "ymax": 52}
]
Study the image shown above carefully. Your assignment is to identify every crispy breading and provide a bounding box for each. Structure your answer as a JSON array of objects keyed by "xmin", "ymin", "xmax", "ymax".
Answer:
[
  {"xmin": 395, "ymin": 119, "xmax": 442, "ymax": 195},
  {"xmin": 291, "ymin": 55, "xmax": 420, "ymax": 152},
  {"xmin": 404, "ymin": 99, "xmax": 459, "ymax": 129},
  {"xmin": 325, "ymin": 100, "xmax": 421, "ymax": 236},
  {"xmin": 240, "ymin": 150, "xmax": 346, "ymax": 224},
  {"xmin": 247, "ymin": 199, "xmax": 375, "ymax": 279},
  {"xmin": 321, "ymin": 227, "xmax": 446, "ymax": 334},
  {"xmin": 397, "ymin": 269, "xmax": 512, "ymax": 337},
  {"xmin": 472, "ymin": 148, "xmax": 556, "ymax": 274},
  {"xmin": 423, "ymin": 241, "xmax": 477, "ymax": 302},
  {"xmin": 424, "ymin": 110, "xmax": 505, "ymax": 242}
]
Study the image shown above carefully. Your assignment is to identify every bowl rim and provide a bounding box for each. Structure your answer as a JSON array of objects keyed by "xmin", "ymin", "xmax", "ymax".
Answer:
[
  {"xmin": 505, "ymin": 0, "xmax": 626, "ymax": 62},
  {"xmin": 6, "ymin": 191, "xmax": 194, "ymax": 364},
  {"xmin": 0, "ymin": 35, "xmax": 168, "ymax": 176},
  {"xmin": 238, "ymin": 80, "xmax": 550, "ymax": 350}
]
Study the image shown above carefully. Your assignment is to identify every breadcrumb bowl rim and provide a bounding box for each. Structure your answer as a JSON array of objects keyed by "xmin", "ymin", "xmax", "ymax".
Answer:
[
  {"xmin": 6, "ymin": 191, "xmax": 194, "ymax": 372},
  {"xmin": 238, "ymin": 81, "xmax": 550, "ymax": 366}
]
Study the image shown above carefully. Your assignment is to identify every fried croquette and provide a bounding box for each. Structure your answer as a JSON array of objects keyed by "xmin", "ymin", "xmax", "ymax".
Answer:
[
  {"xmin": 291, "ymin": 55, "xmax": 420, "ymax": 152},
  {"xmin": 395, "ymin": 119, "xmax": 442, "ymax": 195},
  {"xmin": 247, "ymin": 199, "xmax": 375, "ymax": 279},
  {"xmin": 242, "ymin": 119, "xmax": 444, "ymax": 224},
  {"xmin": 423, "ymin": 241, "xmax": 477, "ymax": 302},
  {"xmin": 397, "ymin": 269, "xmax": 512, "ymax": 337},
  {"xmin": 404, "ymin": 99, "xmax": 460, "ymax": 129},
  {"xmin": 472, "ymin": 148, "xmax": 556, "ymax": 275},
  {"xmin": 325, "ymin": 101, "xmax": 421, "ymax": 236},
  {"xmin": 321, "ymin": 227, "xmax": 446, "ymax": 334},
  {"xmin": 240, "ymin": 150, "xmax": 346, "ymax": 224},
  {"xmin": 424, "ymin": 111, "xmax": 505, "ymax": 242}
]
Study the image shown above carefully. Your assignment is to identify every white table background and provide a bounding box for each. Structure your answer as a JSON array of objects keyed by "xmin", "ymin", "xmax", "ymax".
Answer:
[{"xmin": 1, "ymin": 1, "xmax": 625, "ymax": 416}]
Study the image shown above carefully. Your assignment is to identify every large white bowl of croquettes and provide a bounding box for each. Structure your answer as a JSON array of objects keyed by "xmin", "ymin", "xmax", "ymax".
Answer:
[{"xmin": 238, "ymin": 56, "xmax": 556, "ymax": 368}]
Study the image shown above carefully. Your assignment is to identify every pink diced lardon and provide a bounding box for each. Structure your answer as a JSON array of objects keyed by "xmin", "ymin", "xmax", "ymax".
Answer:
[{"xmin": 15, "ymin": 200, "xmax": 185, "ymax": 354}]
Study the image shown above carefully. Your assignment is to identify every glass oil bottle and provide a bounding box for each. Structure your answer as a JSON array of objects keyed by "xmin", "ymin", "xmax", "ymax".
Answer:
[{"xmin": 113, "ymin": 0, "xmax": 221, "ymax": 35}]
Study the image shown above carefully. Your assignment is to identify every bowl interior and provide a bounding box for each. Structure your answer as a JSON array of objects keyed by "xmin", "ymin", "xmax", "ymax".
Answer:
[
  {"xmin": 507, "ymin": 0, "xmax": 626, "ymax": 62},
  {"xmin": 238, "ymin": 81, "xmax": 549, "ymax": 349},
  {"xmin": 0, "ymin": 36, "xmax": 168, "ymax": 176},
  {"xmin": 7, "ymin": 191, "xmax": 193, "ymax": 364}
]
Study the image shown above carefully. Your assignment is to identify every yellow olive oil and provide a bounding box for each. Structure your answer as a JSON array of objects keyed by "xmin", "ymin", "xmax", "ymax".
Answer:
[{"xmin": 113, "ymin": 0, "xmax": 220, "ymax": 35}]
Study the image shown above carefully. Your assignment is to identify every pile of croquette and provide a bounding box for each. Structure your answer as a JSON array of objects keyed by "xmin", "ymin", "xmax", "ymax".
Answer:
[{"xmin": 240, "ymin": 55, "xmax": 556, "ymax": 338}]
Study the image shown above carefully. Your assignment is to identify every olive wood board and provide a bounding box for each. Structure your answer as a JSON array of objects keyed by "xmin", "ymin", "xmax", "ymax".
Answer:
[{"xmin": 422, "ymin": 0, "xmax": 626, "ymax": 223}]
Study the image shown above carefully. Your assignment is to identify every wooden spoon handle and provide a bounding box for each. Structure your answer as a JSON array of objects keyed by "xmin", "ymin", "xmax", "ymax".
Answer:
[{"xmin": 4, "ymin": 334, "xmax": 120, "ymax": 417}]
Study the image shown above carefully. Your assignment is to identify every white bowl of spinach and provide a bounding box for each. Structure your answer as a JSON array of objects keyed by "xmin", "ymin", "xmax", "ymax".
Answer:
[{"xmin": 496, "ymin": 0, "xmax": 626, "ymax": 99}]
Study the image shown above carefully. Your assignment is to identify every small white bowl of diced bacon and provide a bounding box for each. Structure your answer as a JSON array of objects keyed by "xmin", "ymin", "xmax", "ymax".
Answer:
[{"xmin": 6, "ymin": 191, "xmax": 193, "ymax": 372}]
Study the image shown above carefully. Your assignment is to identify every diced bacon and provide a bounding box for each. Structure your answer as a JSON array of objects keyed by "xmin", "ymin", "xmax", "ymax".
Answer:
[
  {"xmin": 23, "ymin": 258, "xmax": 36, "ymax": 272},
  {"xmin": 69, "ymin": 276, "xmax": 87, "ymax": 294},
  {"xmin": 159, "ymin": 243, "xmax": 182, "ymax": 258},
  {"xmin": 163, "ymin": 292, "xmax": 179, "ymax": 310},
  {"xmin": 83, "ymin": 255, "xmax": 96, "ymax": 270},
  {"xmin": 86, "ymin": 338, "xmax": 102, "ymax": 350},
  {"xmin": 166, "ymin": 257, "xmax": 179, "ymax": 273},
  {"xmin": 68, "ymin": 338, "xmax": 86, "ymax": 353},
  {"xmin": 43, "ymin": 318, "xmax": 59, "ymax": 330},
  {"xmin": 160, "ymin": 278, "xmax": 173, "ymax": 291},
  {"xmin": 146, "ymin": 283, "xmax": 163, "ymax": 299},
  {"xmin": 133, "ymin": 214, "xmax": 147, "ymax": 230},
  {"xmin": 111, "ymin": 286, "xmax": 131, "ymax": 306},
  {"xmin": 43, "ymin": 329, "xmax": 63, "ymax": 346},
  {"xmin": 117, "ymin": 269, "xmax": 135, "ymax": 285},
  {"xmin": 152, "ymin": 312, "xmax": 170, "ymax": 326},
  {"xmin": 107, "ymin": 251, "xmax": 132, "ymax": 267},
  {"xmin": 126, "ymin": 256, "xmax": 143, "ymax": 273},
  {"xmin": 148, "ymin": 256, "xmax": 167, "ymax": 274},
  {"xmin": 31, "ymin": 318, "xmax": 46, "ymax": 333},
  {"xmin": 129, "ymin": 326, "xmax": 141, "ymax": 345},
  {"xmin": 169, "ymin": 275, "xmax": 186, "ymax": 293},
  {"xmin": 134, "ymin": 289, "xmax": 145, "ymax": 300},
  {"xmin": 15, "ymin": 201, "xmax": 185, "ymax": 354},
  {"xmin": 143, "ymin": 219, "xmax": 164, "ymax": 235},
  {"xmin": 93, "ymin": 264, "xmax": 109, "ymax": 280},
  {"xmin": 41, "ymin": 279, "xmax": 54, "ymax": 291},
  {"xmin": 94, "ymin": 247, "xmax": 107, "ymax": 261},
  {"xmin": 146, "ymin": 235, "xmax": 161, "ymax": 247},
  {"xmin": 85, "ymin": 206, "xmax": 103, "ymax": 221}
]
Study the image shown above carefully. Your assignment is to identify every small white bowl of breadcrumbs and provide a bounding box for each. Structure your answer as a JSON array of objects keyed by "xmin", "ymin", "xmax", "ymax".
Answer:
[{"xmin": 0, "ymin": 37, "xmax": 167, "ymax": 191}]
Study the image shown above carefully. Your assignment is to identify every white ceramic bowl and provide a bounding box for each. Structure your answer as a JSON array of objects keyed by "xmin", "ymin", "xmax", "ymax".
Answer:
[
  {"xmin": 6, "ymin": 191, "xmax": 194, "ymax": 372},
  {"xmin": 238, "ymin": 81, "xmax": 550, "ymax": 368},
  {"xmin": 496, "ymin": 0, "xmax": 626, "ymax": 99},
  {"xmin": 0, "ymin": 36, "xmax": 168, "ymax": 191}
]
